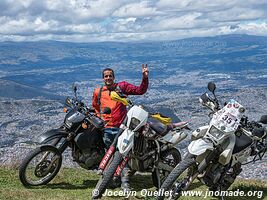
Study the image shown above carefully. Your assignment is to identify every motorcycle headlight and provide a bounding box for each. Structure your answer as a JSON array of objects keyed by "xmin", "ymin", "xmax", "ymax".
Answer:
[
  {"xmin": 129, "ymin": 117, "xmax": 140, "ymax": 131},
  {"xmin": 209, "ymin": 125, "xmax": 224, "ymax": 139}
]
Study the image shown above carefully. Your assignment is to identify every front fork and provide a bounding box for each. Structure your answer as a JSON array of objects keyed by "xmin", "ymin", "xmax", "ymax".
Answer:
[
  {"xmin": 179, "ymin": 154, "xmax": 199, "ymax": 191},
  {"xmin": 176, "ymin": 149, "xmax": 220, "ymax": 191},
  {"xmin": 175, "ymin": 171, "xmax": 199, "ymax": 194},
  {"xmin": 114, "ymin": 156, "xmax": 129, "ymax": 177},
  {"xmin": 98, "ymin": 145, "xmax": 116, "ymax": 173},
  {"xmin": 38, "ymin": 137, "xmax": 67, "ymax": 162}
]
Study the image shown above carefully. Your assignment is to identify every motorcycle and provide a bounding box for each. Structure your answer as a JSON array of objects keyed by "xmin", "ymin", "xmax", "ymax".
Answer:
[
  {"xmin": 92, "ymin": 91, "xmax": 190, "ymax": 199},
  {"xmin": 19, "ymin": 85, "xmax": 111, "ymax": 186},
  {"xmin": 157, "ymin": 82, "xmax": 267, "ymax": 199}
]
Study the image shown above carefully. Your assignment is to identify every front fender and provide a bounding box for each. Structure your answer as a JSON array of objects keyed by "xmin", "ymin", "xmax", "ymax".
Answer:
[
  {"xmin": 37, "ymin": 128, "xmax": 68, "ymax": 144},
  {"xmin": 117, "ymin": 128, "xmax": 134, "ymax": 157},
  {"xmin": 39, "ymin": 144, "xmax": 61, "ymax": 155},
  {"xmin": 188, "ymin": 138, "xmax": 214, "ymax": 156}
]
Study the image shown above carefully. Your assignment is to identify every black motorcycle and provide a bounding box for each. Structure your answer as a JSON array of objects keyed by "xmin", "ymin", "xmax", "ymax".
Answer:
[{"xmin": 19, "ymin": 85, "xmax": 111, "ymax": 186}]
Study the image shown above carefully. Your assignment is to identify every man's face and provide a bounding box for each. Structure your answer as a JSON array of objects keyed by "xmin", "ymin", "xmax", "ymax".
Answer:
[{"xmin": 103, "ymin": 70, "xmax": 115, "ymax": 86}]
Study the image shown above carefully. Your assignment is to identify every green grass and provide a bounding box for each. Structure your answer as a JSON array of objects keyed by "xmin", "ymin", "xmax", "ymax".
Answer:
[{"xmin": 0, "ymin": 166, "xmax": 266, "ymax": 200}]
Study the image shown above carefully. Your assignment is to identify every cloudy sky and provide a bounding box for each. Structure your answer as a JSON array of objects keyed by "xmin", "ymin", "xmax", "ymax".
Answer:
[{"xmin": 1, "ymin": 0, "xmax": 267, "ymax": 42}]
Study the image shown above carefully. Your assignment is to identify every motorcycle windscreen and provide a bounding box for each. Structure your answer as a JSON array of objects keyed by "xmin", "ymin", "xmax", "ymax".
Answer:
[
  {"xmin": 117, "ymin": 128, "xmax": 134, "ymax": 157},
  {"xmin": 188, "ymin": 138, "xmax": 214, "ymax": 156},
  {"xmin": 126, "ymin": 105, "xmax": 148, "ymax": 132}
]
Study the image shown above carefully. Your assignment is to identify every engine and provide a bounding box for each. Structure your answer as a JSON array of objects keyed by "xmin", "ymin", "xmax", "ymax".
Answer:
[
  {"xmin": 202, "ymin": 162, "xmax": 242, "ymax": 190},
  {"xmin": 130, "ymin": 133, "xmax": 156, "ymax": 171},
  {"xmin": 80, "ymin": 149, "xmax": 103, "ymax": 169},
  {"xmin": 73, "ymin": 129, "xmax": 105, "ymax": 169}
]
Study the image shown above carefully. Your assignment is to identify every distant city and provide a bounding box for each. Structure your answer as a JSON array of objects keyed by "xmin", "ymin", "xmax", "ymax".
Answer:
[{"xmin": 0, "ymin": 34, "xmax": 266, "ymax": 180}]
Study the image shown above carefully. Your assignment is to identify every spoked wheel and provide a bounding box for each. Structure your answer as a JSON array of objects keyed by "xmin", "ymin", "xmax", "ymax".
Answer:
[
  {"xmin": 19, "ymin": 145, "xmax": 62, "ymax": 187},
  {"xmin": 157, "ymin": 156, "xmax": 195, "ymax": 200},
  {"xmin": 152, "ymin": 148, "xmax": 182, "ymax": 188},
  {"xmin": 92, "ymin": 151, "xmax": 123, "ymax": 199}
]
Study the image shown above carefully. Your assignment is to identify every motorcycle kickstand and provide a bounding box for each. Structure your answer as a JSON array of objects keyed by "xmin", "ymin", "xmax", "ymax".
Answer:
[
  {"xmin": 218, "ymin": 186, "xmax": 224, "ymax": 200},
  {"xmin": 155, "ymin": 168, "xmax": 161, "ymax": 187}
]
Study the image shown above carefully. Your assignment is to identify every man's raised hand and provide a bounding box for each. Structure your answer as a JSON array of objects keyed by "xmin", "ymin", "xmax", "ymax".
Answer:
[{"xmin": 142, "ymin": 64, "xmax": 149, "ymax": 78}]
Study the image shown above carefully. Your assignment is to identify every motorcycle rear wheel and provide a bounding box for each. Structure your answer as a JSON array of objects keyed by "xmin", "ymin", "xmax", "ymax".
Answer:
[
  {"xmin": 92, "ymin": 151, "xmax": 123, "ymax": 199},
  {"xmin": 152, "ymin": 148, "xmax": 182, "ymax": 188},
  {"xmin": 19, "ymin": 145, "xmax": 62, "ymax": 187}
]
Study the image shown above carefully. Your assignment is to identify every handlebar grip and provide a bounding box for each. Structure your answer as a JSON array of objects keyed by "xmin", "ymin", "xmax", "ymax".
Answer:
[
  {"xmin": 88, "ymin": 108, "xmax": 95, "ymax": 113},
  {"xmin": 200, "ymin": 93, "xmax": 210, "ymax": 103}
]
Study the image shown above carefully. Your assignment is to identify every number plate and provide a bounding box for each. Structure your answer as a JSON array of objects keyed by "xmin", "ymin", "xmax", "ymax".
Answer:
[{"xmin": 219, "ymin": 113, "xmax": 238, "ymax": 127}]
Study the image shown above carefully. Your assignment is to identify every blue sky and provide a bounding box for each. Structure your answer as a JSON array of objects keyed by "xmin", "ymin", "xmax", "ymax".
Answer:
[{"xmin": 0, "ymin": 0, "xmax": 267, "ymax": 42}]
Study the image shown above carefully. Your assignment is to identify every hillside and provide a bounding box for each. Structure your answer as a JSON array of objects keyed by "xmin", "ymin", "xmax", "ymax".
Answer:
[
  {"xmin": 0, "ymin": 79, "xmax": 63, "ymax": 100},
  {"xmin": 0, "ymin": 167, "xmax": 266, "ymax": 200}
]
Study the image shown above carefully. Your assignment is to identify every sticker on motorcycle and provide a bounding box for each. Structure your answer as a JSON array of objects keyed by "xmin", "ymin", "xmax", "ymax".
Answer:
[
  {"xmin": 220, "ymin": 113, "xmax": 238, "ymax": 127},
  {"xmin": 123, "ymin": 139, "xmax": 129, "ymax": 145}
]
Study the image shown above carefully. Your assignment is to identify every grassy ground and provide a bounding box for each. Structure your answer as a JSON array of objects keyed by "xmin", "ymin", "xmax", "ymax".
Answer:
[{"xmin": 0, "ymin": 166, "xmax": 266, "ymax": 200}]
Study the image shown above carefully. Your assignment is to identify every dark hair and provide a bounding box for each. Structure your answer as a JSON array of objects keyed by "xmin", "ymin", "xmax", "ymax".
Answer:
[{"xmin": 102, "ymin": 68, "xmax": 115, "ymax": 78}]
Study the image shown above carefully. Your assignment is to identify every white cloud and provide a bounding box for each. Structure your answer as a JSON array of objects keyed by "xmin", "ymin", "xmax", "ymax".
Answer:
[
  {"xmin": 109, "ymin": 17, "xmax": 139, "ymax": 32},
  {"xmin": 219, "ymin": 22, "xmax": 267, "ymax": 36},
  {"xmin": 150, "ymin": 13, "xmax": 205, "ymax": 30},
  {"xmin": 33, "ymin": 18, "xmax": 59, "ymax": 32},
  {"xmin": 113, "ymin": 1, "xmax": 162, "ymax": 17},
  {"xmin": 0, "ymin": 0, "xmax": 267, "ymax": 42},
  {"xmin": 156, "ymin": 0, "xmax": 236, "ymax": 12},
  {"xmin": 65, "ymin": 23, "xmax": 103, "ymax": 34},
  {"xmin": 207, "ymin": 7, "xmax": 267, "ymax": 22}
]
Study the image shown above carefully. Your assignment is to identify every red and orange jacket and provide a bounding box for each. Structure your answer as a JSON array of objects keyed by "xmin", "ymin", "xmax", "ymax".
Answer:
[{"xmin": 92, "ymin": 77, "xmax": 148, "ymax": 128}]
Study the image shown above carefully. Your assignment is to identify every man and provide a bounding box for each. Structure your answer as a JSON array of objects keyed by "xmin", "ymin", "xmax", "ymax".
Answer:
[{"xmin": 92, "ymin": 64, "xmax": 149, "ymax": 191}]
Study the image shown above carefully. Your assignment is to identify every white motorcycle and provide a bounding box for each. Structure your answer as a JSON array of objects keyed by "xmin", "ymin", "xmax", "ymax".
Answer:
[
  {"xmin": 92, "ymin": 91, "xmax": 190, "ymax": 199},
  {"xmin": 157, "ymin": 82, "xmax": 267, "ymax": 199}
]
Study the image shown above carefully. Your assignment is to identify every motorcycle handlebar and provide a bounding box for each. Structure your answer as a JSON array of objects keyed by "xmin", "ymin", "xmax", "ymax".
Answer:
[
  {"xmin": 87, "ymin": 108, "xmax": 96, "ymax": 113},
  {"xmin": 67, "ymin": 97, "xmax": 95, "ymax": 114},
  {"xmin": 199, "ymin": 92, "xmax": 220, "ymax": 112},
  {"xmin": 88, "ymin": 115, "xmax": 105, "ymax": 129}
]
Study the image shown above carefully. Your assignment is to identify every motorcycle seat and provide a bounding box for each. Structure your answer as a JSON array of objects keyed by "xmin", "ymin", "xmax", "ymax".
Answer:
[
  {"xmin": 149, "ymin": 121, "xmax": 188, "ymax": 137},
  {"xmin": 149, "ymin": 121, "xmax": 169, "ymax": 136}
]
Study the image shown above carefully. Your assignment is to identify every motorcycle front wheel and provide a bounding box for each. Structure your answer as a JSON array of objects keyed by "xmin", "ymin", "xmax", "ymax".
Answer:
[
  {"xmin": 92, "ymin": 151, "xmax": 123, "ymax": 199},
  {"xmin": 157, "ymin": 156, "xmax": 195, "ymax": 200},
  {"xmin": 19, "ymin": 145, "xmax": 62, "ymax": 187}
]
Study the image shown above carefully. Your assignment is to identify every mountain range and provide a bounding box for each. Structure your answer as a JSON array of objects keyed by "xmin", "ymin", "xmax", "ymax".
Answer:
[{"xmin": 1, "ymin": 34, "xmax": 266, "ymax": 90}]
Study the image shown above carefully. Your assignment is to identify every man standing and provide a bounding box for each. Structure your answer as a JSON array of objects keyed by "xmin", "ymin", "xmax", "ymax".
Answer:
[{"xmin": 92, "ymin": 64, "xmax": 149, "ymax": 191}]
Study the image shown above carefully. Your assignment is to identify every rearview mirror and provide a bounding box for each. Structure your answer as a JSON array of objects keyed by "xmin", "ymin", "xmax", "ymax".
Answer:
[
  {"xmin": 72, "ymin": 83, "xmax": 77, "ymax": 92},
  {"xmin": 200, "ymin": 93, "xmax": 210, "ymax": 104},
  {"xmin": 65, "ymin": 97, "xmax": 73, "ymax": 107},
  {"xmin": 208, "ymin": 82, "xmax": 216, "ymax": 93},
  {"xmin": 103, "ymin": 107, "xmax": 111, "ymax": 114},
  {"xmin": 72, "ymin": 83, "xmax": 78, "ymax": 100},
  {"xmin": 259, "ymin": 115, "xmax": 267, "ymax": 124}
]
